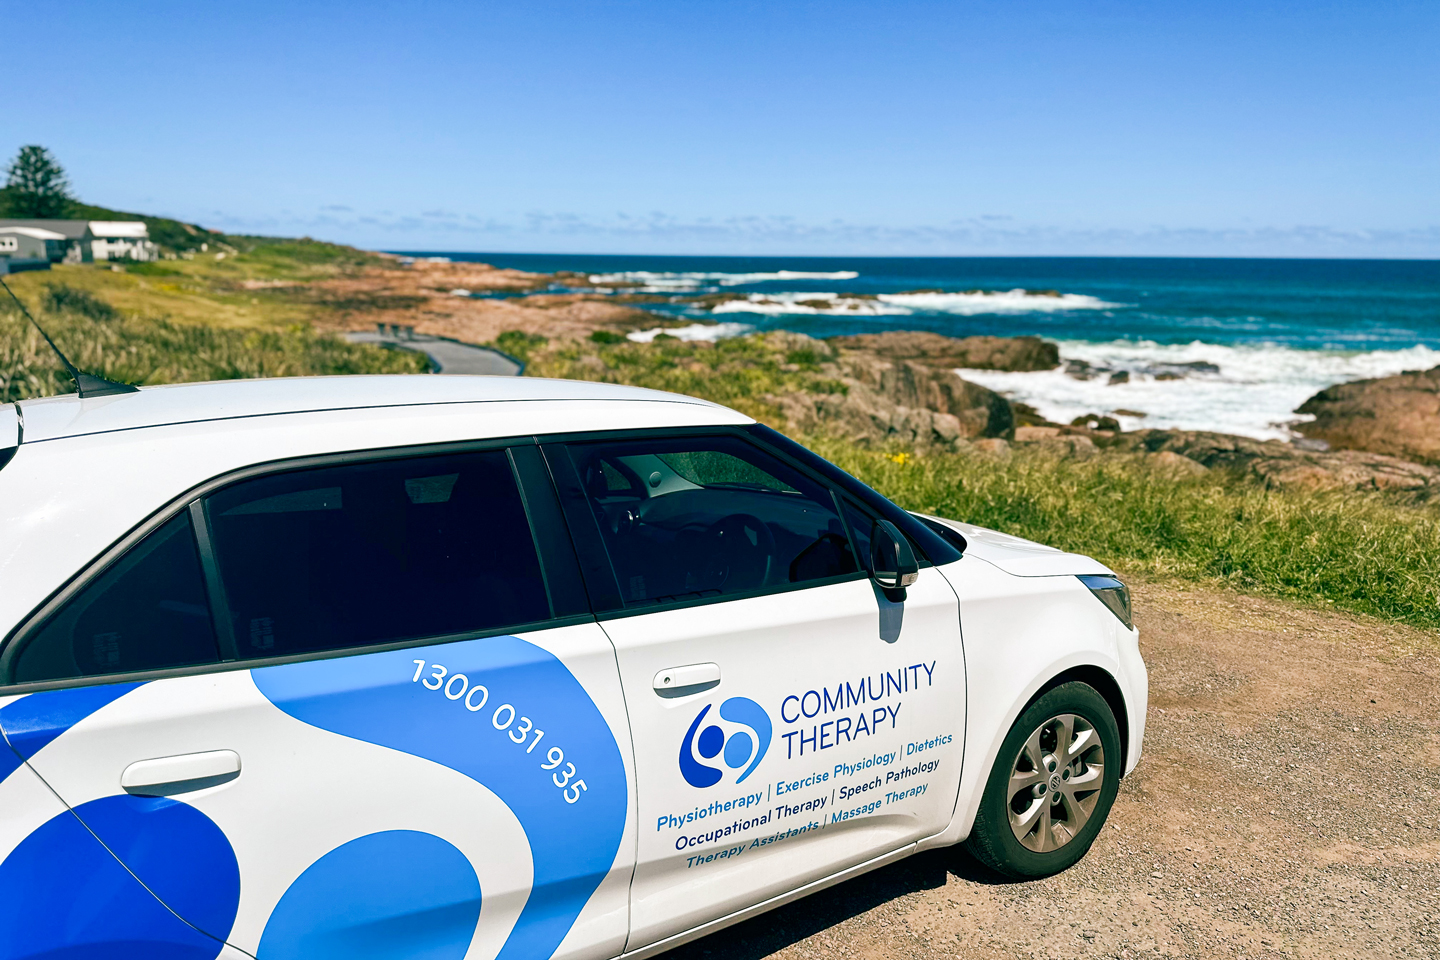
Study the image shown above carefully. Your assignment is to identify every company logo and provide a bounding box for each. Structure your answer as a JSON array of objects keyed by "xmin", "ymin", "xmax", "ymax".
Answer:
[{"xmin": 678, "ymin": 697, "xmax": 772, "ymax": 788}]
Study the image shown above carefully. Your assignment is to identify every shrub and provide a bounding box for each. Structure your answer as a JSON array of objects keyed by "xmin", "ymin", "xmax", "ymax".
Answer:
[
  {"xmin": 42, "ymin": 284, "xmax": 120, "ymax": 322},
  {"xmin": 491, "ymin": 330, "xmax": 549, "ymax": 363}
]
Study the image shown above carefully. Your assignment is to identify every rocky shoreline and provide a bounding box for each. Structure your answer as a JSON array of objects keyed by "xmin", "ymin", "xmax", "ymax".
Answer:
[
  {"xmin": 749, "ymin": 330, "xmax": 1439, "ymax": 497},
  {"xmin": 335, "ymin": 257, "xmax": 1437, "ymax": 497}
]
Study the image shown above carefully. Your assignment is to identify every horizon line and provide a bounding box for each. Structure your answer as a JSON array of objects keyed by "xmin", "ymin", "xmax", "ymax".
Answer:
[{"xmin": 378, "ymin": 249, "xmax": 1440, "ymax": 263}]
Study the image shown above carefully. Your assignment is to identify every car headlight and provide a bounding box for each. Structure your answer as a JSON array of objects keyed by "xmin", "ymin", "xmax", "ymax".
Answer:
[{"xmin": 1077, "ymin": 574, "xmax": 1132, "ymax": 630}]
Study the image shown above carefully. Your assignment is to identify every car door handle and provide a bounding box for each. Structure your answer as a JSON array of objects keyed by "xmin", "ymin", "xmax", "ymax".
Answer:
[
  {"xmin": 653, "ymin": 663, "xmax": 721, "ymax": 698},
  {"xmin": 121, "ymin": 750, "xmax": 241, "ymax": 797}
]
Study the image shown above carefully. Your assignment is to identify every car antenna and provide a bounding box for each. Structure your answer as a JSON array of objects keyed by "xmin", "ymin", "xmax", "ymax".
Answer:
[{"xmin": 0, "ymin": 276, "xmax": 138, "ymax": 398}]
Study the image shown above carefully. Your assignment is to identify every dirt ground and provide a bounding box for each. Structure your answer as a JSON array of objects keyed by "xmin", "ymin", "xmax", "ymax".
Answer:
[{"xmin": 663, "ymin": 582, "xmax": 1440, "ymax": 960}]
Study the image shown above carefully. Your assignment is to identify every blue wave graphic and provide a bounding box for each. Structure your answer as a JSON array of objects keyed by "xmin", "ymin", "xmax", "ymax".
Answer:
[
  {"xmin": 0, "ymin": 795, "xmax": 234, "ymax": 960},
  {"xmin": 0, "ymin": 682, "xmax": 146, "ymax": 786},
  {"xmin": 258, "ymin": 830, "xmax": 480, "ymax": 960},
  {"xmin": 253, "ymin": 635, "xmax": 628, "ymax": 960}
]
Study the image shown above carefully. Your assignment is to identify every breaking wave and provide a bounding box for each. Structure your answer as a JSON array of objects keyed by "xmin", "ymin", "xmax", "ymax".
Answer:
[
  {"xmin": 709, "ymin": 288, "xmax": 1120, "ymax": 317},
  {"xmin": 626, "ymin": 322, "xmax": 756, "ymax": 343},
  {"xmin": 711, "ymin": 293, "xmax": 909, "ymax": 316},
  {"xmin": 880, "ymin": 289, "xmax": 1121, "ymax": 314},
  {"xmin": 959, "ymin": 340, "xmax": 1440, "ymax": 441},
  {"xmin": 589, "ymin": 270, "xmax": 860, "ymax": 292}
]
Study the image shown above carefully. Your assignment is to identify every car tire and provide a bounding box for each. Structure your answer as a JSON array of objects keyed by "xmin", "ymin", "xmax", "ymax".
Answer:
[{"xmin": 964, "ymin": 681, "xmax": 1122, "ymax": 879}]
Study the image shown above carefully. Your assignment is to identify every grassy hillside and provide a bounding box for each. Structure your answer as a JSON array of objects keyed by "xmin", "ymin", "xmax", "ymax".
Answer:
[
  {"xmin": 1, "ymin": 281, "xmax": 426, "ymax": 401},
  {"xmin": 0, "ymin": 236, "xmax": 396, "ymax": 330}
]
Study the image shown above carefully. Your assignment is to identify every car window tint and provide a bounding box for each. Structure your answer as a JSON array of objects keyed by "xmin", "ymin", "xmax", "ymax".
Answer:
[
  {"xmin": 569, "ymin": 436, "xmax": 860, "ymax": 607},
  {"xmin": 15, "ymin": 512, "xmax": 219, "ymax": 683},
  {"xmin": 206, "ymin": 450, "xmax": 549, "ymax": 659}
]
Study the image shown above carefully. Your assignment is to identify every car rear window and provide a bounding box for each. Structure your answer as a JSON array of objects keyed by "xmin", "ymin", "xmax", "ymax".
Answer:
[
  {"xmin": 14, "ymin": 512, "xmax": 220, "ymax": 684},
  {"xmin": 206, "ymin": 450, "xmax": 550, "ymax": 659}
]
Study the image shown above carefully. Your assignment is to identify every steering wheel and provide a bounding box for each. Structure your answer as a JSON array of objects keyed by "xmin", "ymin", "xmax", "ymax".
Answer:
[{"xmin": 699, "ymin": 513, "xmax": 777, "ymax": 592}]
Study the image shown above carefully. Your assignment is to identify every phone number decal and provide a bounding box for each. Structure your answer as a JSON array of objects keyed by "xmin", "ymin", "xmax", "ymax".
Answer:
[{"xmin": 411, "ymin": 659, "xmax": 588, "ymax": 803}]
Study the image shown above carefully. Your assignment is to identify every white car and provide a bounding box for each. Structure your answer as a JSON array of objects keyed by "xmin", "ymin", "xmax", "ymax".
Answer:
[{"xmin": 0, "ymin": 376, "xmax": 1146, "ymax": 960}]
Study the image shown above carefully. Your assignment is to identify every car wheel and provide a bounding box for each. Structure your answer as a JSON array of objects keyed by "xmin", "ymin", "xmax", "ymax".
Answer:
[{"xmin": 965, "ymin": 681, "xmax": 1122, "ymax": 879}]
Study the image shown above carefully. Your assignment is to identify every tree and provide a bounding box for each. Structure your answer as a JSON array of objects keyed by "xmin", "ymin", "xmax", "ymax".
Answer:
[{"xmin": 3, "ymin": 145, "xmax": 73, "ymax": 218}]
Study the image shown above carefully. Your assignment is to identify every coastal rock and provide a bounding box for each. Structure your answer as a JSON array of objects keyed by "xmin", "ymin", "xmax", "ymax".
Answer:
[
  {"xmin": 1293, "ymin": 365, "xmax": 1440, "ymax": 465},
  {"xmin": 1065, "ymin": 358, "xmax": 1218, "ymax": 383},
  {"xmin": 826, "ymin": 331, "xmax": 1060, "ymax": 372},
  {"xmin": 1112, "ymin": 429, "xmax": 1440, "ymax": 495},
  {"xmin": 1147, "ymin": 450, "xmax": 1209, "ymax": 476},
  {"xmin": 1065, "ymin": 359, "xmax": 1103, "ymax": 381},
  {"xmin": 1010, "ymin": 424, "xmax": 1101, "ymax": 458},
  {"xmin": 765, "ymin": 332, "xmax": 1016, "ymax": 450},
  {"xmin": 1072, "ymin": 414, "xmax": 1121, "ymax": 432},
  {"xmin": 1037, "ymin": 434, "xmax": 1097, "ymax": 460},
  {"xmin": 971, "ymin": 437, "xmax": 1012, "ymax": 459}
]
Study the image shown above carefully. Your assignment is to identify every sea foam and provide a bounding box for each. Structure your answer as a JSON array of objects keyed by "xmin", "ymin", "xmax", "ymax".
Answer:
[
  {"xmin": 626, "ymin": 322, "xmax": 756, "ymax": 343},
  {"xmin": 590, "ymin": 270, "xmax": 859, "ymax": 292},
  {"xmin": 878, "ymin": 289, "xmax": 1121, "ymax": 314},
  {"xmin": 709, "ymin": 288, "xmax": 1119, "ymax": 317},
  {"xmin": 711, "ymin": 293, "xmax": 910, "ymax": 317},
  {"xmin": 960, "ymin": 340, "xmax": 1440, "ymax": 441}
]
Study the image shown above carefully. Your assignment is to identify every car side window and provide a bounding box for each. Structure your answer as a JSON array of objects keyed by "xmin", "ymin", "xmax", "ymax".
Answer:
[
  {"xmin": 205, "ymin": 449, "xmax": 550, "ymax": 659},
  {"xmin": 567, "ymin": 435, "xmax": 862, "ymax": 608},
  {"xmin": 14, "ymin": 512, "xmax": 220, "ymax": 684}
]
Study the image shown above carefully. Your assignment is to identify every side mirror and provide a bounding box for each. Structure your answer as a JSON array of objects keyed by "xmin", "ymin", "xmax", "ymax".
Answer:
[{"xmin": 870, "ymin": 520, "xmax": 919, "ymax": 598}]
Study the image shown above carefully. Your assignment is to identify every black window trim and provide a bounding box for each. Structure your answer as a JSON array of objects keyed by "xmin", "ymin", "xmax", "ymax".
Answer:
[
  {"xmin": 539, "ymin": 425, "xmax": 883, "ymax": 622},
  {"xmin": 0, "ymin": 434, "xmax": 592, "ymax": 695}
]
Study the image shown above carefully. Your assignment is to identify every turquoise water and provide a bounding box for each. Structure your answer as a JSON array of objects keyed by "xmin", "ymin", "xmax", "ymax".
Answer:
[
  {"xmin": 395, "ymin": 253, "xmax": 1440, "ymax": 438},
  {"xmin": 400, "ymin": 254, "xmax": 1440, "ymax": 350}
]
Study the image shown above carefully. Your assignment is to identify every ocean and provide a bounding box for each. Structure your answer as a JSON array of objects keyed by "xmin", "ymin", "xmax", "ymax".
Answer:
[{"xmin": 396, "ymin": 254, "xmax": 1440, "ymax": 441}]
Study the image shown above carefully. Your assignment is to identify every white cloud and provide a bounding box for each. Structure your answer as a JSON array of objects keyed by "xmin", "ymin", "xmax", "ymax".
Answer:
[{"xmin": 198, "ymin": 208, "xmax": 1440, "ymax": 258}]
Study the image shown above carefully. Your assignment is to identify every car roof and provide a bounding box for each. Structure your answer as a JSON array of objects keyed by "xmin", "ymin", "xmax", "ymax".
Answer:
[{"xmin": 12, "ymin": 375, "xmax": 731, "ymax": 445}]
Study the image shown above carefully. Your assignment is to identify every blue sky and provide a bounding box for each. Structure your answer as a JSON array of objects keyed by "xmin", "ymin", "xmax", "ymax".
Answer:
[{"xmin": 5, "ymin": 0, "xmax": 1437, "ymax": 256}]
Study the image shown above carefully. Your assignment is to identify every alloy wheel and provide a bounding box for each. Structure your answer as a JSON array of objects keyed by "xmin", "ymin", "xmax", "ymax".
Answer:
[{"xmin": 1006, "ymin": 713, "xmax": 1106, "ymax": 853}]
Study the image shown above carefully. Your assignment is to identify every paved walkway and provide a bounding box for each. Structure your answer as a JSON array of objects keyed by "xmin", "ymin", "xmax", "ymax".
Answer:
[{"xmin": 345, "ymin": 328, "xmax": 522, "ymax": 376}]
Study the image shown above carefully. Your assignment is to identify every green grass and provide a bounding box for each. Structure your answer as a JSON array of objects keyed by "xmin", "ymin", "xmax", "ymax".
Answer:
[
  {"xmin": 810, "ymin": 439, "xmax": 1440, "ymax": 631},
  {"xmin": 1, "ymin": 289, "xmax": 428, "ymax": 403},
  {"xmin": 520, "ymin": 329, "xmax": 1440, "ymax": 629},
  {"xmin": 526, "ymin": 330, "xmax": 847, "ymax": 422}
]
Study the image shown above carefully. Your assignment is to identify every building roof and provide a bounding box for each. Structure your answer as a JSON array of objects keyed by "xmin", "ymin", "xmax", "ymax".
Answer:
[
  {"xmin": 89, "ymin": 221, "xmax": 149, "ymax": 239},
  {"xmin": 0, "ymin": 226, "xmax": 67, "ymax": 240},
  {"xmin": 11, "ymin": 375, "xmax": 740, "ymax": 445},
  {"xmin": 0, "ymin": 220, "xmax": 93, "ymax": 239}
]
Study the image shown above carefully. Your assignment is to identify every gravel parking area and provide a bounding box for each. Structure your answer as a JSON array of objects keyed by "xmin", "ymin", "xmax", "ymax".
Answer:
[{"xmin": 663, "ymin": 582, "xmax": 1440, "ymax": 959}]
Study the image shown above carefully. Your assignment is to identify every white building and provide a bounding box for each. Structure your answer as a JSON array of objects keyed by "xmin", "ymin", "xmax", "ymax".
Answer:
[
  {"xmin": 0, "ymin": 226, "xmax": 64, "ymax": 274},
  {"xmin": 89, "ymin": 221, "xmax": 158, "ymax": 262},
  {"xmin": 0, "ymin": 225, "xmax": 65, "ymax": 260},
  {"xmin": 0, "ymin": 220, "xmax": 95, "ymax": 263}
]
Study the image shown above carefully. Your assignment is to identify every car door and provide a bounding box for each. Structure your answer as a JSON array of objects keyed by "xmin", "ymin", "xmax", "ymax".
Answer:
[
  {"xmin": 0, "ymin": 442, "xmax": 637, "ymax": 960},
  {"xmin": 544, "ymin": 429, "xmax": 966, "ymax": 951},
  {"xmin": 2, "ymin": 700, "xmax": 255, "ymax": 960}
]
